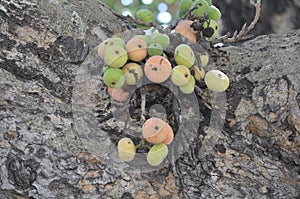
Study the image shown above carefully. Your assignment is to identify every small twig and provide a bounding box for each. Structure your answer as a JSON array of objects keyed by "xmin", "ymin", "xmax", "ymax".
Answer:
[
  {"xmin": 213, "ymin": 0, "xmax": 261, "ymax": 44},
  {"xmin": 211, "ymin": 32, "xmax": 231, "ymax": 44},
  {"xmin": 140, "ymin": 86, "xmax": 147, "ymax": 124}
]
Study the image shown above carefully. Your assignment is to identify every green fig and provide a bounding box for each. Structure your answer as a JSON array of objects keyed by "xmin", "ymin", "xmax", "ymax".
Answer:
[
  {"xmin": 204, "ymin": 69, "xmax": 229, "ymax": 92},
  {"xmin": 179, "ymin": 76, "xmax": 195, "ymax": 94},
  {"xmin": 171, "ymin": 65, "xmax": 191, "ymax": 86},
  {"xmin": 148, "ymin": 43, "xmax": 164, "ymax": 56},
  {"xmin": 103, "ymin": 67, "xmax": 125, "ymax": 88},
  {"xmin": 149, "ymin": 33, "xmax": 170, "ymax": 49},
  {"xmin": 104, "ymin": 45, "xmax": 128, "ymax": 68},
  {"xmin": 174, "ymin": 44, "xmax": 195, "ymax": 68},
  {"xmin": 147, "ymin": 143, "xmax": 168, "ymax": 166},
  {"xmin": 191, "ymin": 0, "xmax": 209, "ymax": 18},
  {"xmin": 98, "ymin": 37, "xmax": 125, "ymax": 58}
]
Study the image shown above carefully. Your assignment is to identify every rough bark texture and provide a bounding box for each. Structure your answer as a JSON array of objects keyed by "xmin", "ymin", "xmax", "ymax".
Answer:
[
  {"xmin": 0, "ymin": 0, "xmax": 299, "ymax": 198},
  {"xmin": 215, "ymin": 0, "xmax": 300, "ymax": 36}
]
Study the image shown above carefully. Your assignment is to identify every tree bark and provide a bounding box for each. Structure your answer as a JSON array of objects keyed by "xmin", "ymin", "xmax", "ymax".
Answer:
[{"xmin": 0, "ymin": 0, "xmax": 299, "ymax": 198}]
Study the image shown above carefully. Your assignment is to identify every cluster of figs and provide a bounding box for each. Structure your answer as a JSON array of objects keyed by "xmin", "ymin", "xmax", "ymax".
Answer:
[
  {"xmin": 118, "ymin": 118, "xmax": 173, "ymax": 167},
  {"xmin": 98, "ymin": 33, "xmax": 229, "ymax": 101},
  {"xmin": 97, "ymin": 1, "xmax": 229, "ymax": 166}
]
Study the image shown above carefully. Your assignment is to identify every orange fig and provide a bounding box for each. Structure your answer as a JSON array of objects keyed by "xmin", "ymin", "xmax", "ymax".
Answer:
[
  {"xmin": 144, "ymin": 56, "xmax": 172, "ymax": 83},
  {"xmin": 175, "ymin": 20, "xmax": 197, "ymax": 43},
  {"xmin": 125, "ymin": 37, "xmax": 148, "ymax": 62},
  {"xmin": 162, "ymin": 123, "xmax": 174, "ymax": 145},
  {"xmin": 142, "ymin": 118, "xmax": 170, "ymax": 144}
]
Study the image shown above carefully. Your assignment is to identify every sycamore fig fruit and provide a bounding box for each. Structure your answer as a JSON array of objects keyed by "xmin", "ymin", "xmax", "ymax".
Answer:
[
  {"xmin": 144, "ymin": 56, "xmax": 172, "ymax": 83},
  {"xmin": 98, "ymin": 37, "xmax": 125, "ymax": 58},
  {"xmin": 147, "ymin": 143, "xmax": 168, "ymax": 166},
  {"xmin": 103, "ymin": 67, "xmax": 125, "ymax": 88},
  {"xmin": 191, "ymin": 0, "xmax": 209, "ymax": 17},
  {"xmin": 133, "ymin": 35, "xmax": 150, "ymax": 45},
  {"xmin": 203, "ymin": 20, "xmax": 218, "ymax": 39},
  {"xmin": 179, "ymin": 76, "xmax": 195, "ymax": 94},
  {"xmin": 162, "ymin": 124, "xmax": 174, "ymax": 145},
  {"xmin": 204, "ymin": 69, "xmax": 229, "ymax": 92},
  {"xmin": 178, "ymin": 0, "xmax": 193, "ymax": 17},
  {"xmin": 149, "ymin": 33, "xmax": 170, "ymax": 49},
  {"xmin": 104, "ymin": 45, "xmax": 128, "ymax": 68},
  {"xmin": 174, "ymin": 44, "xmax": 195, "ymax": 68},
  {"xmin": 126, "ymin": 37, "xmax": 148, "ymax": 62},
  {"xmin": 107, "ymin": 87, "xmax": 129, "ymax": 102},
  {"xmin": 171, "ymin": 65, "xmax": 191, "ymax": 86},
  {"xmin": 142, "ymin": 117, "xmax": 170, "ymax": 144},
  {"xmin": 122, "ymin": 63, "xmax": 143, "ymax": 85},
  {"xmin": 118, "ymin": 137, "xmax": 136, "ymax": 162},
  {"xmin": 136, "ymin": 9, "xmax": 155, "ymax": 25},
  {"xmin": 148, "ymin": 43, "xmax": 164, "ymax": 56},
  {"xmin": 175, "ymin": 20, "xmax": 197, "ymax": 43},
  {"xmin": 207, "ymin": 5, "xmax": 222, "ymax": 21}
]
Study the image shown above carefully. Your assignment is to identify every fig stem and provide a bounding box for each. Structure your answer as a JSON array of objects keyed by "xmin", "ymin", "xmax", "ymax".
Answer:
[
  {"xmin": 140, "ymin": 85, "xmax": 147, "ymax": 124},
  {"xmin": 144, "ymin": 142, "xmax": 152, "ymax": 150},
  {"xmin": 135, "ymin": 139, "xmax": 145, "ymax": 149}
]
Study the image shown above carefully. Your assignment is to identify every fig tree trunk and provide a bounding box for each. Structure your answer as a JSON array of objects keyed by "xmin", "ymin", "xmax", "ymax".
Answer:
[{"xmin": 0, "ymin": 0, "xmax": 299, "ymax": 198}]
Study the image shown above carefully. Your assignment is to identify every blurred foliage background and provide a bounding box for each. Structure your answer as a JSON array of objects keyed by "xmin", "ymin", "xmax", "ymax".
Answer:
[
  {"xmin": 100, "ymin": 0, "xmax": 179, "ymax": 25},
  {"xmin": 100, "ymin": 0, "xmax": 300, "ymax": 36}
]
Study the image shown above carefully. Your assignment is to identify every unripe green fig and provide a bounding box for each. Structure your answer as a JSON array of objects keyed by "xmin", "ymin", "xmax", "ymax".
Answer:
[
  {"xmin": 179, "ymin": 0, "xmax": 193, "ymax": 14},
  {"xmin": 104, "ymin": 45, "xmax": 128, "ymax": 68},
  {"xmin": 171, "ymin": 65, "xmax": 191, "ymax": 86},
  {"xmin": 98, "ymin": 37, "xmax": 125, "ymax": 58},
  {"xmin": 103, "ymin": 68, "xmax": 125, "ymax": 88},
  {"xmin": 204, "ymin": 69, "xmax": 229, "ymax": 92},
  {"xmin": 149, "ymin": 33, "xmax": 170, "ymax": 49},
  {"xmin": 207, "ymin": 5, "xmax": 222, "ymax": 21},
  {"xmin": 174, "ymin": 44, "xmax": 195, "ymax": 68},
  {"xmin": 148, "ymin": 43, "xmax": 164, "ymax": 56},
  {"xmin": 147, "ymin": 143, "xmax": 168, "ymax": 166},
  {"xmin": 118, "ymin": 137, "xmax": 136, "ymax": 162},
  {"xmin": 191, "ymin": 0, "xmax": 209, "ymax": 18},
  {"xmin": 122, "ymin": 63, "xmax": 143, "ymax": 85},
  {"xmin": 133, "ymin": 35, "xmax": 150, "ymax": 45},
  {"xmin": 203, "ymin": 20, "xmax": 218, "ymax": 38},
  {"xmin": 179, "ymin": 76, "xmax": 195, "ymax": 94},
  {"xmin": 136, "ymin": 9, "xmax": 155, "ymax": 23}
]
